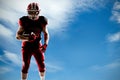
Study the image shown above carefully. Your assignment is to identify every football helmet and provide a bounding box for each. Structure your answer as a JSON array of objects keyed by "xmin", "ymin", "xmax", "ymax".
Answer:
[{"xmin": 27, "ymin": 2, "xmax": 40, "ymax": 20}]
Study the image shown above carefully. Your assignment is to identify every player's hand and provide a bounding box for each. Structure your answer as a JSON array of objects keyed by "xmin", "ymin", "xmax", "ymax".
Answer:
[
  {"xmin": 29, "ymin": 32, "xmax": 37, "ymax": 42},
  {"xmin": 40, "ymin": 44, "xmax": 47, "ymax": 53}
]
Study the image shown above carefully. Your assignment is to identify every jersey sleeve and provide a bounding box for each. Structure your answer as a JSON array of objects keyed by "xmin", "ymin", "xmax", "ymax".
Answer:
[
  {"xmin": 39, "ymin": 16, "xmax": 48, "ymax": 25},
  {"xmin": 18, "ymin": 16, "xmax": 26, "ymax": 27},
  {"xmin": 18, "ymin": 19, "xmax": 22, "ymax": 27}
]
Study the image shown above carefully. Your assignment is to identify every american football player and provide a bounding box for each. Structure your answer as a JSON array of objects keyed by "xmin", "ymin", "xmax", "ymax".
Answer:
[{"xmin": 16, "ymin": 2, "xmax": 49, "ymax": 80}]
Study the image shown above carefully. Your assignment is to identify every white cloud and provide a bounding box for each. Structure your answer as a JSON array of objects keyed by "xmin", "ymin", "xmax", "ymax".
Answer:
[
  {"xmin": 0, "ymin": 50, "xmax": 21, "ymax": 66},
  {"xmin": 46, "ymin": 62, "xmax": 63, "ymax": 72},
  {"xmin": 111, "ymin": 1, "xmax": 120, "ymax": 23},
  {"xmin": 108, "ymin": 32, "xmax": 120, "ymax": 42},
  {"xmin": 75, "ymin": 0, "xmax": 106, "ymax": 12},
  {"xmin": 0, "ymin": 24, "xmax": 16, "ymax": 48},
  {"xmin": 91, "ymin": 59, "xmax": 120, "ymax": 71},
  {"xmin": 0, "ymin": 66, "xmax": 12, "ymax": 74},
  {"xmin": 4, "ymin": 51, "xmax": 21, "ymax": 65},
  {"xmin": 0, "ymin": 24, "xmax": 13, "ymax": 40},
  {"xmin": 0, "ymin": 0, "xmax": 108, "ymax": 34}
]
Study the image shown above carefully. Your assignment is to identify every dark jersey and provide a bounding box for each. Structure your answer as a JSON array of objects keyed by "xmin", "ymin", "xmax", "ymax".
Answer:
[{"xmin": 19, "ymin": 16, "xmax": 48, "ymax": 48}]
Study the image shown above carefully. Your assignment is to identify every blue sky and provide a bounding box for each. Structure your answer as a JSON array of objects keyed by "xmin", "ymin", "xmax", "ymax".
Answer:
[{"xmin": 0, "ymin": 0, "xmax": 120, "ymax": 80}]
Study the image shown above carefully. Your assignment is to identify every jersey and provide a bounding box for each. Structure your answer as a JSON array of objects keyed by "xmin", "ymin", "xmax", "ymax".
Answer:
[{"xmin": 19, "ymin": 16, "xmax": 48, "ymax": 48}]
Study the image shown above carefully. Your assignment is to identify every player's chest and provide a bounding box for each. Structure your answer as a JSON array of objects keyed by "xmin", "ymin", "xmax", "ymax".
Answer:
[{"xmin": 24, "ymin": 21, "xmax": 42, "ymax": 33}]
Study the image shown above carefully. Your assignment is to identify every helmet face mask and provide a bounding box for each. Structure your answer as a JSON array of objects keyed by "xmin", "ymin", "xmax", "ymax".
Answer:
[
  {"xmin": 28, "ymin": 10, "xmax": 39, "ymax": 15},
  {"xmin": 27, "ymin": 2, "xmax": 40, "ymax": 20}
]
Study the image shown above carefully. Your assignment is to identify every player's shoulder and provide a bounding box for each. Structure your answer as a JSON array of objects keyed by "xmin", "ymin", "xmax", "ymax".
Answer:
[
  {"xmin": 18, "ymin": 16, "xmax": 29, "ymax": 27},
  {"xmin": 39, "ymin": 16, "xmax": 47, "ymax": 19},
  {"xmin": 39, "ymin": 16, "xmax": 48, "ymax": 24},
  {"xmin": 39, "ymin": 16, "xmax": 47, "ymax": 20},
  {"xmin": 19, "ymin": 16, "xmax": 28, "ymax": 21}
]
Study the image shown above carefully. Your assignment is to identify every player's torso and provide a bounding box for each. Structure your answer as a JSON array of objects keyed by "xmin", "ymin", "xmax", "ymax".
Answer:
[
  {"xmin": 20, "ymin": 16, "xmax": 44, "ymax": 48},
  {"xmin": 21, "ymin": 16, "xmax": 43, "ymax": 34}
]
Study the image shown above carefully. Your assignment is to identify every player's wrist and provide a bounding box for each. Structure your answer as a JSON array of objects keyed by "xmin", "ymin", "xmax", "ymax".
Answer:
[
  {"xmin": 44, "ymin": 43, "xmax": 48, "ymax": 46},
  {"xmin": 44, "ymin": 44, "xmax": 47, "ymax": 48},
  {"xmin": 42, "ymin": 43, "xmax": 47, "ymax": 50}
]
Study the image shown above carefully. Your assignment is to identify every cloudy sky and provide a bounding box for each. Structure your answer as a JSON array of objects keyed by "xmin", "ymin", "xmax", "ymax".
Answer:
[{"xmin": 0, "ymin": 0, "xmax": 120, "ymax": 80}]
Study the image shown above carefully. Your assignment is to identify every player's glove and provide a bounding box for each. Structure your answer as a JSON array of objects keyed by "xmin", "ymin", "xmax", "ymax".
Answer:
[{"xmin": 41, "ymin": 44, "xmax": 47, "ymax": 53}]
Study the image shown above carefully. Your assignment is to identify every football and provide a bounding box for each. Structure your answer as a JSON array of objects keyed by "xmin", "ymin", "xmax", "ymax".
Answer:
[{"xmin": 22, "ymin": 31, "xmax": 31, "ymax": 37}]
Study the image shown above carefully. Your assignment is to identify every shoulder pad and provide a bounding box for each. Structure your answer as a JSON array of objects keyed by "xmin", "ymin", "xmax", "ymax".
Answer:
[
  {"xmin": 20, "ymin": 16, "xmax": 28, "ymax": 21},
  {"xmin": 39, "ymin": 16, "xmax": 48, "ymax": 25},
  {"xmin": 19, "ymin": 16, "xmax": 28, "ymax": 27}
]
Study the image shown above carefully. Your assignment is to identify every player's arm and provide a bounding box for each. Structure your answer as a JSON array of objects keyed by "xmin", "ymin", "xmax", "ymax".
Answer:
[
  {"xmin": 40, "ymin": 24, "xmax": 49, "ymax": 52},
  {"xmin": 42, "ymin": 24, "xmax": 49, "ymax": 45},
  {"xmin": 16, "ymin": 26, "xmax": 29, "ymax": 41}
]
